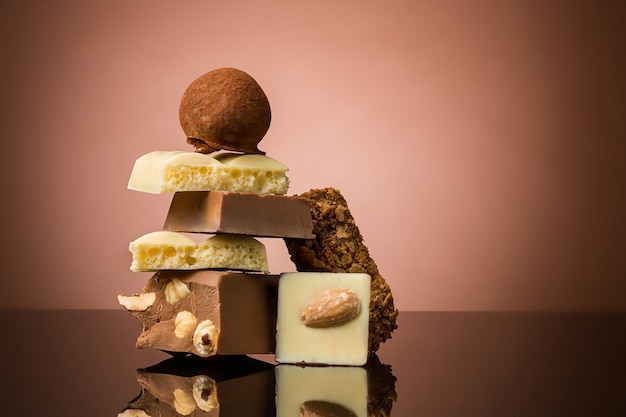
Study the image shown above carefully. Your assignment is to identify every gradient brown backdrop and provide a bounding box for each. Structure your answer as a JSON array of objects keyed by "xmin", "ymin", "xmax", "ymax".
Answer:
[{"xmin": 1, "ymin": 0, "xmax": 624, "ymax": 310}]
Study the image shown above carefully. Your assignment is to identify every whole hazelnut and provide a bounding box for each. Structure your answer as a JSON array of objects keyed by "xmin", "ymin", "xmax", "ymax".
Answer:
[{"xmin": 179, "ymin": 68, "xmax": 271, "ymax": 155}]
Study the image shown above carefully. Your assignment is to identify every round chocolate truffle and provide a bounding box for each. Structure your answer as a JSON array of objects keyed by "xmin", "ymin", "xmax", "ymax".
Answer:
[{"xmin": 179, "ymin": 68, "xmax": 271, "ymax": 155}]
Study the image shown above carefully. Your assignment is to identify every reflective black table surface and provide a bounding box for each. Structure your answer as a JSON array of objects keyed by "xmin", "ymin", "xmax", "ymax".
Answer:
[{"xmin": 0, "ymin": 310, "xmax": 624, "ymax": 416}]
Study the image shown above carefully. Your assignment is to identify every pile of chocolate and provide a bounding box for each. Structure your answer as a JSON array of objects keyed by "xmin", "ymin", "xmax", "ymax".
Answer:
[{"xmin": 118, "ymin": 68, "xmax": 398, "ymax": 366}]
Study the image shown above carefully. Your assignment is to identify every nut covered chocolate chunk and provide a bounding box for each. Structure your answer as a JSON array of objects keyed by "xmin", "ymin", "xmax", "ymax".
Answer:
[
  {"xmin": 285, "ymin": 187, "xmax": 399, "ymax": 352},
  {"xmin": 179, "ymin": 68, "xmax": 271, "ymax": 154},
  {"xmin": 117, "ymin": 270, "xmax": 279, "ymax": 357}
]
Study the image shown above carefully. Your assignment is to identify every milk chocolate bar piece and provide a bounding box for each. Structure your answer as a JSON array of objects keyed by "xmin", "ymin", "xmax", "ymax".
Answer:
[
  {"xmin": 119, "ymin": 356, "xmax": 275, "ymax": 417},
  {"xmin": 275, "ymin": 354, "xmax": 397, "ymax": 417},
  {"xmin": 128, "ymin": 231, "xmax": 269, "ymax": 273},
  {"xmin": 127, "ymin": 150, "xmax": 289, "ymax": 194},
  {"xmin": 117, "ymin": 270, "xmax": 278, "ymax": 357},
  {"xmin": 164, "ymin": 191, "xmax": 314, "ymax": 239},
  {"xmin": 275, "ymin": 272, "xmax": 371, "ymax": 366}
]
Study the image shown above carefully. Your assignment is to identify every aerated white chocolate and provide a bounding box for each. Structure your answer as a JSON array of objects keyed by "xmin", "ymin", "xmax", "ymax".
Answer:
[
  {"xmin": 129, "ymin": 231, "xmax": 269, "ymax": 273},
  {"xmin": 127, "ymin": 151, "xmax": 289, "ymax": 195}
]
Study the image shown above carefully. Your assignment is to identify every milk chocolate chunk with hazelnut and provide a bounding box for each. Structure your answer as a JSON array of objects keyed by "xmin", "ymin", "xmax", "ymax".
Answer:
[
  {"xmin": 118, "ymin": 270, "xmax": 279, "ymax": 357},
  {"xmin": 179, "ymin": 68, "xmax": 271, "ymax": 155},
  {"xmin": 284, "ymin": 187, "xmax": 399, "ymax": 352}
]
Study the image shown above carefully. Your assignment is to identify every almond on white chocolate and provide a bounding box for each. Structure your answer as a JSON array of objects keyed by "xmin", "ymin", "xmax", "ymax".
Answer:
[
  {"xmin": 275, "ymin": 272, "xmax": 371, "ymax": 366},
  {"xmin": 301, "ymin": 288, "xmax": 361, "ymax": 328}
]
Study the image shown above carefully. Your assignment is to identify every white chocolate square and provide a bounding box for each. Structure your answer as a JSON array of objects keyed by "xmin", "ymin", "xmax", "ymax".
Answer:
[
  {"xmin": 275, "ymin": 272, "xmax": 370, "ymax": 365},
  {"xmin": 275, "ymin": 365, "xmax": 367, "ymax": 417}
]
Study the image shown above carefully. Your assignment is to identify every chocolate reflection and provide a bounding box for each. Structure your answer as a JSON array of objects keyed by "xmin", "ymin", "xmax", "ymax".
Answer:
[
  {"xmin": 118, "ymin": 353, "xmax": 396, "ymax": 417},
  {"xmin": 118, "ymin": 355, "xmax": 276, "ymax": 417},
  {"xmin": 365, "ymin": 354, "xmax": 398, "ymax": 417},
  {"xmin": 276, "ymin": 353, "xmax": 396, "ymax": 417}
]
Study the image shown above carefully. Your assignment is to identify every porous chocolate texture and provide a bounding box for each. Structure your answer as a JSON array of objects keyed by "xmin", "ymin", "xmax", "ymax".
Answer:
[{"xmin": 284, "ymin": 187, "xmax": 399, "ymax": 352}]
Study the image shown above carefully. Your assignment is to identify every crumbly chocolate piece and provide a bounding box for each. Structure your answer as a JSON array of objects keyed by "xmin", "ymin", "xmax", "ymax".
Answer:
[{"xmin": 285, "ymin": 187, "xmax": 398, "ymax": 352}]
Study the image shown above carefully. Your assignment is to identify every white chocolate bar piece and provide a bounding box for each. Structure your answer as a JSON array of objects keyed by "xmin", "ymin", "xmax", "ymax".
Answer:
[
  {"xmin": 127, "ymin": 150, "xmax": 289, "ymax": 194},
  {"xmin": 275, "ymin": 272, "xmax": 371, "ymax": 366},
  {"xmin": 276, "ymin": 365, "xmax": 367, "ymax": 417},
  {"xmin": 129, "ymin": 231, "xmax": 269, "ymax": 273}
]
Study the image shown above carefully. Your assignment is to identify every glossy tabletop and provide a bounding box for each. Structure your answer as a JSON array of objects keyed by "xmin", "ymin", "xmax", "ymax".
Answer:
[{"xmin": 0, "ymin": 310, "xmax": 623, "ymax": 416}]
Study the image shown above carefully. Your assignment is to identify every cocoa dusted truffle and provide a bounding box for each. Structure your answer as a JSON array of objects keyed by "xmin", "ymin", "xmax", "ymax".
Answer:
[{"xmin": 179, "ymin": 68, "xmax": 271, "ymax": 155}]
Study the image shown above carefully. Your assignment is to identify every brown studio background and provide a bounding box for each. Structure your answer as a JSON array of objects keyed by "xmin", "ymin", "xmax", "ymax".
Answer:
[{"xmin": 0, "ymin": 0, "xmax": 624, "ymax": 310}]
